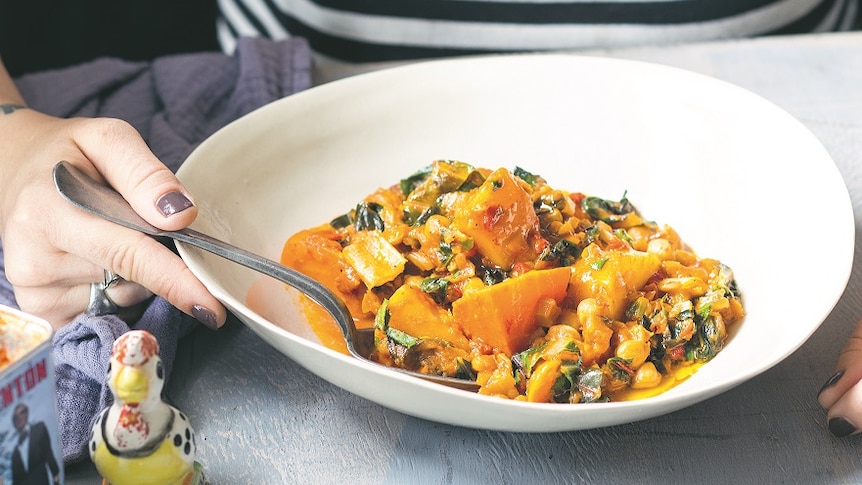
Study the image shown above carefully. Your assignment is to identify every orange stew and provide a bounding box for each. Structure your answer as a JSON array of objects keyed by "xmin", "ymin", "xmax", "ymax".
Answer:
[{"xmin": 281, "ymin": 161, "xmax": 744, "ymax": 403}]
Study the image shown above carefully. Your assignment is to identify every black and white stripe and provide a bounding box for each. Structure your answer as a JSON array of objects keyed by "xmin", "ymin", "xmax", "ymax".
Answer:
[{"xmin": 217, "ymin": 0, "xmax": 858, "ymax": 61}]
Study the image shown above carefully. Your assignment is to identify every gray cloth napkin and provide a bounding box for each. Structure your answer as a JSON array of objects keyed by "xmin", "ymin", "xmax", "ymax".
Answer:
[{"xmin": 0, "ymin": 36, "xmax": 312, "ymax": 463}]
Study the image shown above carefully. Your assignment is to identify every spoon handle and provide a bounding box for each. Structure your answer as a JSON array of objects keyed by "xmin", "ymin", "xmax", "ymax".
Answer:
[{"xmin": 52, "ymin": 161, "xmax": 357, "ymax": 346}]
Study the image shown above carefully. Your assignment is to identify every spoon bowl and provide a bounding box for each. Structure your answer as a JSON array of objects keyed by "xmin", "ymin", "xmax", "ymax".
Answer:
[{"xmin": 52, "ymin": 161, "xmax": 479, "ymax": 392}]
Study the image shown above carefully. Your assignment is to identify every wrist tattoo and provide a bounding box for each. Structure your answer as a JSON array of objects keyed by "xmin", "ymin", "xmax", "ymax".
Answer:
[{"xmin": 1, "ymin": 103, "xmax": 27, "ymax": 115}]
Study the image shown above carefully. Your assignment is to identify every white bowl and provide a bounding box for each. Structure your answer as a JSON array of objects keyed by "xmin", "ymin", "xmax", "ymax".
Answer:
[{"xmin": 176, "ymin": 54, "xmax": 853, "ymax": 432}]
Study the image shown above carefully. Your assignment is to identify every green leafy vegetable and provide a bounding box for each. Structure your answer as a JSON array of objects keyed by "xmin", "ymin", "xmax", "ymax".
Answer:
[
  {"xmin": 590, "ymin": 257, "xmax": 608, "ymax": 271},
  {"xmin": 513, "ymin": 166, "xmax": 541, "ymax": 186},
  {"xmin": 329, "ymin": 213, "xmax": 352, "ymax": 229},
  {"xmin": 582, "ymin": 192, "xmax": 635, "ymax": 224},
  {"xmin": 400, "ymin": 165, "xmax": 433, "ymax": 195},
  {"xmin": 540, "ymin": 239, "xmax": 582, "ymax": 267},
  {"xmin": 354, "ymin": 202, "xmax": 385, "ymax": 232},
  {"xmin": 575, "ymin": 368, "xmax": 606, "ymax": 403},
  {"xmin": 401, "ymin": 160, "xmax": 485, "ymax": 226},
  {"xmin": 420, "ymin": 277, "xmax": 450, "ymax": 305}
]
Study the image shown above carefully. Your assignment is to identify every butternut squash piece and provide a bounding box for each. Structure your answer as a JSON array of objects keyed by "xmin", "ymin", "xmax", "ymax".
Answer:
[
  {"xmin": 452, "ymin": 266, "xmax": 572, "ymax": 354},
  {"xmin": 568, "ymin": 243, "xmax": 661, "ymax": 321},
  {"xmin": 341, "ymin": 230, "xmax": 407, "ymax": 289},
  {"xmin": 452, "ymin": 168, "xmax": 540, "ymax": 269},
  {"xmin": 387, "ymin": 284, "xmax": 469, "ymax": 350}
]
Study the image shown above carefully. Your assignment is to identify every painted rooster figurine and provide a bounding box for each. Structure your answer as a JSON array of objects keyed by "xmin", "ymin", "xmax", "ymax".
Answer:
[{"xmin": 89, "ymin": 330, "xmax": 205, "ymax": 485}]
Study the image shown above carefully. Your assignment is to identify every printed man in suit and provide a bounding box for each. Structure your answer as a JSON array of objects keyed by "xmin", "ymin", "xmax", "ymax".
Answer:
[{"xmin": 10, "ymin": 403, "xmax": 60, "ymax": 485}]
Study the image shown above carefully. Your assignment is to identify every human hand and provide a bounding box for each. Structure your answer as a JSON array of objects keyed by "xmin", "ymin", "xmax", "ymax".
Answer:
[
  {"xmin": 817, "ymin": 316, "xmax": 862, "ymax": 437},
  {"xmin": 0, "ymin": 107, "xmax": 226, "ymax": 330}
]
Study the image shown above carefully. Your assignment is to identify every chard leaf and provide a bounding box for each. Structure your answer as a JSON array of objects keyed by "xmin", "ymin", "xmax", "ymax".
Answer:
[
  {"xmin": 330, "ymin": 213, "xmax": 352, "ymax": 229},
  {"xmin": 402, "ymin": 161, "xmax": 483, "ymax": 225},
  {"xmin": 590, "ymin": 257, "xmax": 608, "ymax": 271},
  {"xmin": 376, "ymin": 299, "xmax": 420, "ymax": 364},
  {"xmin": 374, "ymin": 299, "xmax": 391, "ymax": 332},
  {"xmin": 405, "ymin": 204, "xmax": 439, "ymax": 227},
  {"xmin": 404, "ymin": 160, "xmax": 480, "ymax": 204},
  {"xmin": 563, "ymin": 340, "xmax": 581, "ymax": 354},
  {"xmin": 375, "ymin": 299, "xmax": 418, "ymax": 350},
  {"xmin": 459, "ymin": 170, "xmax": 486, "ymax": 192},
  {"xmin": 614, "ymin": 229, "xmax": 633, "ymax": 245},
  {"xmin": 559, "ymin": 360, "xmax": 582, "ymax": 381},
  {"xmin": 400, "ymin": 165, "xmax": 433, "ymax": 195},
  {"xmin": 513, "ymin": 166, "xmax": 541, "ymax": 186},
  {"xmin": 386, "ymin": 326, "xmax": 419, "ymax": 348},
  {"xmin": 480, "ymin": 267, "xmax": 507, "ymax": 286},
  {"xmin": 625, "ymin": 296, "xmax": 649, "ymax": 321},
  {"xmin": 438, "ymin": 241, "xmax": 454, "ymax": 266},
  {"xmin": 606, "ymin": 357, "xmax": 635, "ymax": 382},
  {"xmin": 584, "ymin": 225, "xmax": 600, "ymax": 245},
  {"xmin": 576, "ymin": 368, "xmax": 605, "ymax": 403},
  {"xmin": 677, "ymin": 308, "xmax": 695, "ymax": 321},
  {"xmin": 354, "ymin": 202, "xmax": 385, "ymax": 232},
  {"xmin": 552, "ymin": 360, "xmax": 582, "ymax": 401},
  {"xmin": 420, "ymin": 277, "xmax": 449, "ymax": 305},
  {"xmin": 689, "ymin": 315, "xmax": 723, "ymax": 362},
  {"xmin": 455, "ymin": 358, "xmax": 477, "ymax": 381},
  {"xmin": 582, "ymin": 192, "xmax": 635, "ymax": 224},
  {"xmin": 696, "ymin": 301, "xmax": 713, "ymax": 322},
  {"xmin": 515, "ymin": 343, "xmax": 548, "ymax": 377},
  {"xmin": 540, "ymin": 239, "xmax": 582, "ymax": 266}
]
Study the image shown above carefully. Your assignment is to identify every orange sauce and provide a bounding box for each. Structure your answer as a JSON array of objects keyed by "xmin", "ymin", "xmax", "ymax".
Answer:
[{"xmin": 251, "ymin": 161, "xmax": 744, "ymax": 404}]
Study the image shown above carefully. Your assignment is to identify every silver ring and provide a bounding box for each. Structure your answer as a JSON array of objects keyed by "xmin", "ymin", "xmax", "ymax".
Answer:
[{"xmin": 86, "ymin": 270, "xmax": 122, "ymax": 316}]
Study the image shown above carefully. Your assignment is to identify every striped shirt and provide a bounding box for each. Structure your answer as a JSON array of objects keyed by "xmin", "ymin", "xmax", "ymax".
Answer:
[{"xmin": 216, "ymin": 0, "xmax": 859, "ymax": 63}]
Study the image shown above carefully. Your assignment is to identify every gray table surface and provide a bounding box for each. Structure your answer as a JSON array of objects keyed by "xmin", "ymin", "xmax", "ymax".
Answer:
[{"xmin": 66, "ymin": 32, "xmax": 862, "ymax": 484}]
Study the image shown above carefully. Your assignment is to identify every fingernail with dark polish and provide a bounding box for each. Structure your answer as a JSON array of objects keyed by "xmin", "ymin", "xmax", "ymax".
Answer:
[
  {"xmin": 157, "ymin": 191, "xmax": 193, "ymax": 217},
  {"xmin": 828, "ymin": 417, "xmax": 857, "ymax": 438},
  {"xmin": 819, "ymin": 370, "xmax": 845, "ymax": 397},
  {"xmin": 192, "ymin": 305, "xmax": 219, "ymax": 331}
]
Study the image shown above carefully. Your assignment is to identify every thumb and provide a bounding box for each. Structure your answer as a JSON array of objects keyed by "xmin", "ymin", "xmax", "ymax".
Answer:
[{"xmin": 74, "ymin": 118, "xmax": 197, "ymax": 231}]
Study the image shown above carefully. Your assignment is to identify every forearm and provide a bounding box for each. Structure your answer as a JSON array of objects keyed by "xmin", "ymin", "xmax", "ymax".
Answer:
[{"xmin": 0, "ymin": 57, "xmax": 25, "ymax": 105}]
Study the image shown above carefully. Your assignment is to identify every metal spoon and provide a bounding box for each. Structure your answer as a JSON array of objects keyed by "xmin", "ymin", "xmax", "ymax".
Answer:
[{"xmin": 53, "ymin": 161, "xmax": 479, "ymax": 392}]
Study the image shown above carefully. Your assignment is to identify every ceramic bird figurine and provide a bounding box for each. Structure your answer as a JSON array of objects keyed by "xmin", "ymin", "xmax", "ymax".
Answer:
[{"xmin": 89, "ymin": 330, "xmax": 205, "ymax": 485}]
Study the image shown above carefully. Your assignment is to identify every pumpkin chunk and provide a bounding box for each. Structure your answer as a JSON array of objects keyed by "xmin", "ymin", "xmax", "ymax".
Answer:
[
  {"xmin": 452, "ymin": 266, "xmax": 572, "ymax": 354},
  {"xmin": 387, "ymin": 284, "xmax": 469, "ymax": 350},
  {"xmin": 452, "ymin": 168, "xmax": 540, "ymax": 269},
  {"xmin": 568, "ymin": 243, "xmax": 661, "ymax": 320}
]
